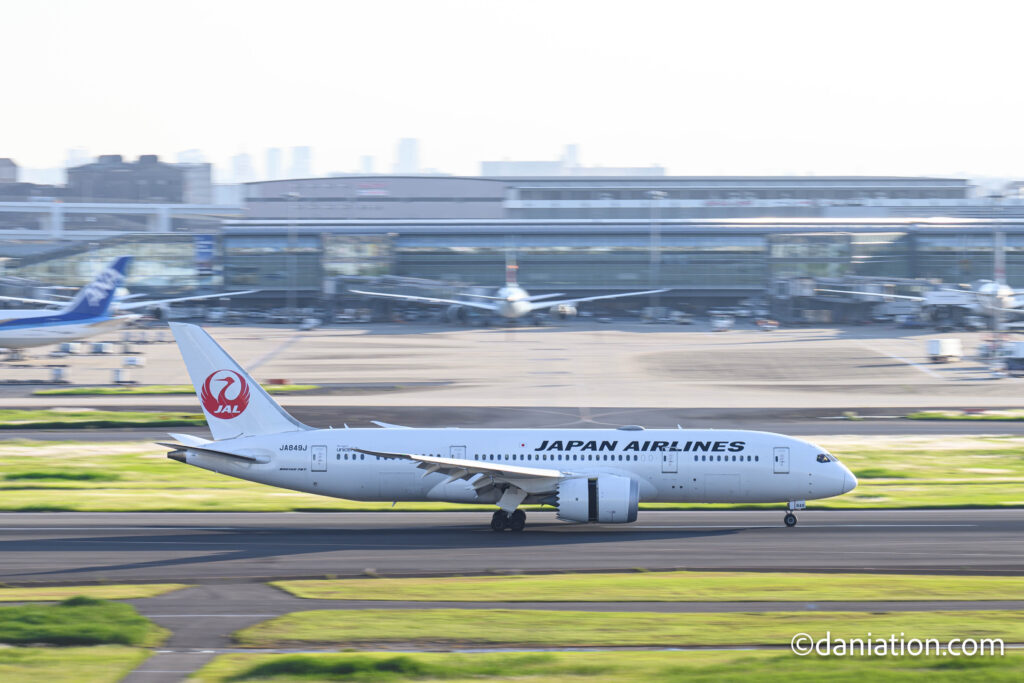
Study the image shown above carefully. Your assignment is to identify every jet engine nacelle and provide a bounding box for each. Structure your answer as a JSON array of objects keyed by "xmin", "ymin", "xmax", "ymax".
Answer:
[
  {"xmin": 551, "ymin": 304, "xmax": 577, "ymax": 319},
  {"xmin": 145, "ymin": 303, "xmax": 171, "ymax": 321},
  {"xmin": 556, "ymin": 474, "xmax": 639, "ymax": 523},
  {"xmin": 445, "ymin": 305, "xmax": 468, "ymax": 323}
]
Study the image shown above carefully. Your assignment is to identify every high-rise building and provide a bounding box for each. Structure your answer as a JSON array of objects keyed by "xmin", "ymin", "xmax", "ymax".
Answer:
[
  {"xmin": 393, "ymin": 138, "xmax": 419, "ymax": 174},
  {"xmin": 176, "ymin": 163, "xmax": 214, "ymax": 204},
  {"xmin": 67, "ymin": 154, "xmax": 184, "ymax": 202},
  {"xmin": 230, "ymin": 153, "xmax": 256, "ymax": 184},
  {"xmin": 175, "ymin": 149, "xmax": 206, "ymax": 164},
  {"xmin": 0, "ymin": 158, "xmax": 17, "ymax": 183},
  {"xmin": 480, "ymin": 144, "xmax": 665, "ymax": 177},
  {"xmin": 266, "ymin": 148, "xmax": 283, "ymax": 180},
  {"xmin": 360, "ymin": 155, "xmax": 375, "ymax": 174},
  {"xmin": 289, "ymin": 146, "xmax": 312, "ymax": 178},
  {"xmin": 65, "ymin": 148, "xmax": 92, "ymax": 169}
]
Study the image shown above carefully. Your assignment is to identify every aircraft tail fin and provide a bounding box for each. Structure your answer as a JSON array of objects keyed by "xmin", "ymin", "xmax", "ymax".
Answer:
[
  {"xmin": 505, "ymin": 250, "xmax": 518, "ymax": 286},
  {"xmin": 62, "ymin": 256, "xmax": 132, "ymax": 319},
  {"xmin": 168, "ymin": 322, "xmax": 311, "ymax": 440}
]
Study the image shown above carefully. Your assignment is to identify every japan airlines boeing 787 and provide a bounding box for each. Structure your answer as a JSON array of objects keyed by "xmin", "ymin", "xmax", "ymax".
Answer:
[{"xmin": 162, "ymin": 323, "xmax": 857, "ymax": 529}]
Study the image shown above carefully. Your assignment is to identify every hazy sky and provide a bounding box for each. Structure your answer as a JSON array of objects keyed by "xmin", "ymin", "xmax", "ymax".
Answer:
[{"xmin": 3, "ymin": 0, "xmax": 1022, "ymax": 178}]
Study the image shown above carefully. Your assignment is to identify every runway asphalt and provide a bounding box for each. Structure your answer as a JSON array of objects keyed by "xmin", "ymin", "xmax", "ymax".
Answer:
[
  {"xmin": 5, "ymin": 405, "xmax": 1024, "ymax": 442},
  {"xmin": 2, "ymin": 509, "xmax": 1022, "ymax": 583}
]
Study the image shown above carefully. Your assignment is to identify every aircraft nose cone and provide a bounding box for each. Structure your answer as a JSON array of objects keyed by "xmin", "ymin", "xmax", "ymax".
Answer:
[{"xmin": 843, "ymin": 470, "xmax": 858, "ymax": 494}]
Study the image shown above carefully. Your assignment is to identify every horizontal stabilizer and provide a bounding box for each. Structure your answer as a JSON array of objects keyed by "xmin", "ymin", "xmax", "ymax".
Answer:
[
  {"xmin": 371, "ymin": 421, "xmax": 412, "ymax": 429},
  {"xmin": 158, "ymin": 441, "xmax": 271, "ymax": 464}
]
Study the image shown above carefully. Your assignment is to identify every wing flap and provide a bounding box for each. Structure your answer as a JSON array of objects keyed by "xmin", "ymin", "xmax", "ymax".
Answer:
[
  {"xmin": 815, "ymin": 288, "xmax": 924, "ymax": 301},
  {"xmin": 351, "ymin": 447, "xmax": 563, "ymax": 480},
  {"xmin": 347, "ymin": 289, "xmax": 497, "ymax": 312},
  {"xmin": 0, "ymin": 295, "xmax": 68, "ymax": 306},
  {"xmin": 527, "ymin": 288, "xmax": 669, "ymax": 311},
  {"xmin": 119, "ymin": 290, "xmax": 260, "ymax": 310}
]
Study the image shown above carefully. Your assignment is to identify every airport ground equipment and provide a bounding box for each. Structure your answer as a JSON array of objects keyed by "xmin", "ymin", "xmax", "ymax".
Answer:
[{"xmin": 927, "ymin": 339, "xmax": 963, "ymax": 363}]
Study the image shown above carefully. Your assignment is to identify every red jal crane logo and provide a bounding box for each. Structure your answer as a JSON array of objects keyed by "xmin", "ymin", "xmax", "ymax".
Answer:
[{"xmin": 200, "ymin": 370, "xmax": 250, "ymax": 419}]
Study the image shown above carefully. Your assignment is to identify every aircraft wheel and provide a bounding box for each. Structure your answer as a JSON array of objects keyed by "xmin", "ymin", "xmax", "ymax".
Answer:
[
  {"xmin": 784, "ymin": 512, "xmax": 797, "ymax": 528},
  {"xmin": 490, "ymin": 510, "xmax": 509, "ymax": 531},
  {"xmin": 508, "ymin": 509, "xmax": 526, "ymax": 532}
]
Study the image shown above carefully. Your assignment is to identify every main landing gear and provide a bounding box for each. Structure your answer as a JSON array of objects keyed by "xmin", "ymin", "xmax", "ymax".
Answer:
[
  {"xmin": 783, "ymin": 500, "xmax": 804, "ymax": 527},
  {"xmin": 491, "ymin": 509, "xmax": 526, "ymax": 532}
]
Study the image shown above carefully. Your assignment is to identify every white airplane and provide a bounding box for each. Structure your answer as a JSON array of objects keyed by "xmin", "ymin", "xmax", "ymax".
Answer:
[
  {"xmin": 160, "ymin": 323, "xmax": 858, "ymax": 530},
  {"xmin": 818, "ymin": 281, "xmax": 1023, "ymax": 320},
  {"xmin": 350, "ymin": 262, "xmax": 667, "ymax": 323},
  {"xmin": 0, "ymin": 256, "xmax": 256, "ymax": 352},
  {"xmin": 818, "ymin": 231, "xmax": 1023, "ymax": 324}
]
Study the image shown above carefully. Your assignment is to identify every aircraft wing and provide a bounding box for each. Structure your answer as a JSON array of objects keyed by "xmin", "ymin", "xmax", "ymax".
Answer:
[
  {"xmin": 457, "ymin": 293, "xmax": 505, "ymax": 301},
  {"xmin": 351, "ymin": 447, "xmax": 565, "ymax": 486},
  {"xmin": 348, "ymin": 289, "xmax": 498, "ymax": 312},
  {"xmin": 524, "ymin": 292, "xmax": 565, "ymax": 302},
  {"xmin": 815, "ymin": 288, "xmax": 924, "ymax": 301},
  {"xmin": 0, "ymin": 295, "xmax": 67, "ymax": 306},
  {"xmin": 526, "ymin": 288, "xmax": 669, "ymax": 312},
  {"xmin": 118, "ymin": 289, "xmax": 261, "ymax": 310}
]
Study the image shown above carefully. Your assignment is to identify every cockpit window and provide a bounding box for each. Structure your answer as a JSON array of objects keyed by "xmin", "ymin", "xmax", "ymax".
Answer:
[{"xmin": 816, "ymin": 453, "xmax": 835, "ymax": 463}]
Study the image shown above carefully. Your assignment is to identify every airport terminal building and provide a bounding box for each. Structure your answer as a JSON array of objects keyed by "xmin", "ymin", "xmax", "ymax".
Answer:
[{"xmin": 3, "ymin": 174, "xmax": 1024, "ymax": 311}]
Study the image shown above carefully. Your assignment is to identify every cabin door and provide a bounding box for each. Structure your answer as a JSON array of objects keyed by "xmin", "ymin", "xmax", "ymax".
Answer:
[
  {"xmin": 311, "ymin": 445, "xmax": 327, "ymax": 472},
  {"xmin": 773, "ymin": 447, "xmax": 790, "ymax": 474}
]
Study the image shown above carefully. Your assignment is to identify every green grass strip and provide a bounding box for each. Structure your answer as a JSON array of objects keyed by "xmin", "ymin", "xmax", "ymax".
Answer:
[
  {"xmin": 1, "ymin": 438, "xmax": 1023, "ymax": 511},
  {"xmin": 0, "ymin": 646, "xmax": 150, "ymax": 683},
  {"xmin": 0, "ymin": 409, "xmax": 205, "ymax": 430},
  {"xmin": 196, "ymin": 651, "xmax": 1024, "ymax": 683},
  {"xmin": 0, "ymin": 583, "xmax": 188, "ymax": 602},
  {"xmin": 0, "ymin": 597, "xmax": 167, "ymax": 646},
  {"xmin": 274, "ymin": 570, "xmax": 1024, "ymax": 603},
  {"xmin": 33, "ymin": 384, "xmax": 318, "ymax": 396},
  {"xmin": 233, "ymin": 608, "xmax": 1024, "ymax": 648},
  {"xmin": 908, "ymin": 411, "xmax": 1024, "ymax": 421}
]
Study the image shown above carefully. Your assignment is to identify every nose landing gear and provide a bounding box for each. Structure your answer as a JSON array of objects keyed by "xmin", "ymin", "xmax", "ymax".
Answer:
[
  {"xmin": 783, "ymin": 500, "xmax": 804, "ymax": 528},
  {"xmin": 490, "ymin": 509, "xmax": 526, "ymax": 532}
]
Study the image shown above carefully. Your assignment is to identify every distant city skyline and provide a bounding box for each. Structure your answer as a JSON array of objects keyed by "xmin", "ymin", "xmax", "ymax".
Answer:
[
  {"xmin": 4, "ymin": 141, "xmax": 1020, "ymax": 191},
  {"xmin": 3, "ymin": 1, "xmax": 1023, "ymax": 180}
]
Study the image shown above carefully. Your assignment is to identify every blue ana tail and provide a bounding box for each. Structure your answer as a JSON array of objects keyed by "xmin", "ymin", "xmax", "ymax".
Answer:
[{"xmin": 62, "ymin": 256, "xmax": 132, "ymax": 319}]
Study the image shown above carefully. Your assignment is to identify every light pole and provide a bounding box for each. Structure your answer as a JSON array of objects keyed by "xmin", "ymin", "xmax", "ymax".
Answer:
[
  {"xmin": 990, "ymin": 193, "xmax": 1005, "ymax": 347},
  {"xmin": 284, "ymin": 191, "xmax": 300, "ymax": 324},
  {"xmin": 648, "ymin": 190, "xmax": 667, "ymax": 310}
]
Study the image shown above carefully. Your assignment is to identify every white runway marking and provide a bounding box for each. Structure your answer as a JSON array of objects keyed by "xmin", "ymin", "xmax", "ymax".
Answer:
[
  {"xmin": 863, "ymin": 345, "xmax": 942, "ymax": 378},
  {"xmin": 604, "ymin": 524, "xmax": 978, "ymax": 530},
  {"xmin": 146, "ymin": 614, "xmax": 279, "ymax": 618},
  {"xmin": 2, "ymin": 527, "xmax": 240, "ymax": 531},
  {"xmin": 247, "ymin": 333, "xmax": 303, "ymax": 371}
]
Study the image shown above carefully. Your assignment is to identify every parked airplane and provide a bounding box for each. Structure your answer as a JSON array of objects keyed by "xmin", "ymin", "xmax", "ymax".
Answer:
[
  {"xmin": 161, "ymin": 323, "xmax": 857, "ymax": 530},
  {"xmin": 818, "ymin": 231, "xmax": 1022, "ymax": 325},
  {"xmin": 350, "ymin": 262, "xmax": 667, "ymax": 323},
  {"xmin": 0, "ymin": 257, "xmax": 255, "ymax": 352}
]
